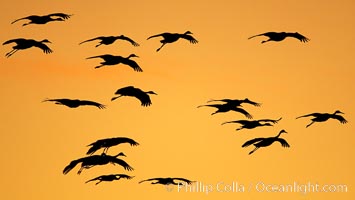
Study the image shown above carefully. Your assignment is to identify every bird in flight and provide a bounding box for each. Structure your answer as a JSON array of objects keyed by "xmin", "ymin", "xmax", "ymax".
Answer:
[
  {"xmin": 242, "ymin": 129, "xmax": 290, "ymax": 155},
  {"xmin": 248, "ymin": 32, "xmax": 310, "ymax": 43},
  {"xmin": 86, "ymin": 54, "xmax": 143, "ymax": 72},
  {"xmin": 207, "ymin": 98, "xmax": 261, "ymax": 107},
  {"xmin": 198, "ymin": 103, "xmax": 253, "ymax": 118},
  {"xmin": 87, "ymin": 137, "xmax": 139, "ymax": 155},
  {"xmin": 111, "ymin": 86, "xmax": 157, "ymax": 107},
  {"xmin": 79, "ymin": 35, "xmax": 140, "ymax": 47},
  {"xmin": 63, "ymin": 152, "xmax": 133, "ymax": 175},
  {"xmin": 296, "ymin": 110, "xmax": 347, "ymax": 128},
  {"xmin": 11, "ymin": 13, "xmax": 72, "ymax": 26},
  {"xmin": 147, "ymin": 31, "xmax": 198, "ymax": 52},
  {"xmin": 85, "ymin": 174, "xmax": 134, "ymax": 185},
  {"xmin": 222, "ymin": 118, "xmax": 282, "ymax": 131},
  {"xmin": 42, "ymin": 98, "xmax": 106, "ymax": 109},
  {"xmin": 3, "ymin": 38, "xmax": 52, "ymax": 57},
  {"xmin": 139, "ymin": 177, "xmax": 195, "ymax": 185}
]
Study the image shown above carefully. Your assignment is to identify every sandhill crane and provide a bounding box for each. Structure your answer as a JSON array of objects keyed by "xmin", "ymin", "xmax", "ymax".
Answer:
[
  {"xmin": 86, "ymin": 54, "xmax": 143, "ymax": 72},
  {"xmin": 139, "ymin": 177, "xmax": 194, "ymax": 185},
  {"xmin": 147, "ymin": 31, "xmax": 198, "ymax": 52},
  {"xmin": 86, "ymin": 174, "xmax": 134, "ymax": 185},
  {"xmin": 222, "ymin": 118, "xmax": 282, "ymax": 131},
  {"xmin": 248, "ymin": 32, "xmax": 310, "ymax": 43},
  {"xmin": 79, "ymin": 35, "xmax": 140, "ymax": 47},
  {"xmin": 296, "ymin": 110, "xmax": 347, "ymax": 128},
  {"xmin": 242, "ymin": 130, "xmax": 290, "ymax": 155},
  {"xmin": 3, "ymin": 38, "xmax": 52, "ymax": 57},
  {"xmin": 197, "ymin": 103, "xmax": 253, "ymax": 119},
  {"xmin": 11, "ymin": 13, "xmax": 72, "ymax": 26},
  {"xmin": 111, "ymin": 86, "xmax": 157, "ymax": 106},
  {"xmin": 207, "ymin": 98, "xmax": 261, "ymax": 107},
  {"xmin": 63, "ymin": 152, "xmax": 133, "ymax": 175},
  {"xmin": 42, "ymin": 98, "xmax": 106, "ymax": 109},
  {"xmin": 87, "ymin": 137, "xmax": 139, "ymax": 155}
]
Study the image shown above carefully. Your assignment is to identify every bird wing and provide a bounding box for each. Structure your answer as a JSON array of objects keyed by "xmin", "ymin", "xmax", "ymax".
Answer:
[
  {"xmin": 258, "ymin": 117, "xmax": 282, "ymax": 124},
  {"xmin": 139, "ymin": 178, "xmax": 162, "ymax": 184},
  {"xmin": 235, "ymin": 107, "xmax": 253, "ymax": 119},
  {"xmin": 47, "ymin": 13, "xmax": 72, "ymax": 19},
  {"xmin": 78, "ymin": 100, "xmax": 106, "ymax": 109},
  {"xmin": 172, "ymin": 178, "xmax": 195, "ymax": 184},
  {"xmin": 136, "ymin": 92, "xmax": 152, "ymax": 106},
  {"xmin": 243, "ymin": 99, "xmax": 262, "ymax": 107},
  {"xmin": 275, "ymin": 138, "xmax": 290, "ymax": 148},
  {"xmin": 111, "ymin": 158, "xmax": 134, "ymax": 171},
  {"xmin": 113, "ymin": 137, "xmax": 140, "ymax": 146},
  {"xmin": 221, "ymin": 120, "xmax": 250, "ymax": 125},
  {"xmin": 121, "ymin": 59, "xmax": 143, "ymax": 72},
  {"xmin": 180, "ymin": 34, "xmax": 198, "ymax": 44},
  {"xmin": 118, "ymin": 35, "xmax": 140, "ymax": 46},
  {"xmin": 287, "ymin": 32, "xmax": 310, "ymax": 42},
  {"xmin": 3, "ymin": 38, "xmax": 27, "ymax": 45},
  {"xmin": 79, "ymin": 37, "xmax": 106, "ymax": 45},
  {"xmin": 242, "ymin": 138, "xmax": 264, "ymax": 147},
  {"xmin": 332, "ymin": 115, "xmax": 348, "ymax": 124},
  {"xmin": 34, "ymin": 42, "xmax": 53, "ymax": 54}
]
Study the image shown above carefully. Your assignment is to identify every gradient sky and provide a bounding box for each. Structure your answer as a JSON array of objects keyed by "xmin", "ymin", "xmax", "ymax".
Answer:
[{"xmin": 0, "ymin": 1, "xmax": 354, "ymax": 200}]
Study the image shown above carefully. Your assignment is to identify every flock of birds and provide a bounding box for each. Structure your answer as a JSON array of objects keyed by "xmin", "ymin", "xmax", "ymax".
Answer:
[{"xmin": 4, "ymin": 12, "xmax": 349, "ymax": 187}]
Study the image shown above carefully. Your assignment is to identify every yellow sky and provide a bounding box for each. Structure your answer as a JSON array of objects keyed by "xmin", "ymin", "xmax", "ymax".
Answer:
[{"xmin": 0, "ymin": 1, "xmax": 354, "ymax": 200}]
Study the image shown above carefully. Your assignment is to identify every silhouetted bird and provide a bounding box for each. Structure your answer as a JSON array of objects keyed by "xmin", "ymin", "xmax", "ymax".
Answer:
[
  {"xmin": 139, "ymin": 177, "xmax": 194, "ymax": 185},
  {"xmin": 111, "ymin": 86, "xmax": 157, "ymax": 106},
  {"xmin": 242, "ymin": 130, "xmax": 290, "ymax": 155},
  {"xmin": 79, "ymin": 35, "xmax": 140, "ymax": 47},
  {"xmin": 11, "ymin": 13, "xmax": 72, "ymax": 26},
  {"xmin": 43, "ymin": 98, "xmax": 106, "ymax": 109},
  {"xmin": 296, "ymin": 110, "xmax": 347, "ymax": 128},
  {"xmin": 85, "ymin": 174, "xmax": 134, "ymax": 185},
  {"xmin": 86, "ymin": 54, "xmax": 143, "ymax": 72},
  {"xmin": 3, "ymin": 38, "xmax": 52, "ymax": 57},
  {"xmin": 222, "ymin": 118, "xmax": 282, "ymax": 131},
  {"xmin": 198, "ymin": 103, "xmax": 253, "ymax": 118},
  {"xmin": 63, "ymin": 152, "xmax": 133, "ymax": 175},
  {"xmin": 207, "ymin": 98, "xmax": 261, "ymax": 107},
  {"xmin": 248, "ymin": 32, "xmax": 310, "ymax": 43},
  {"xmin": 87, "ymin": 137, "xmax": 139, "ymax": 155},
  {"xmin": 147, "ymin": 31, "xmax": 198, "ymax": 52}
]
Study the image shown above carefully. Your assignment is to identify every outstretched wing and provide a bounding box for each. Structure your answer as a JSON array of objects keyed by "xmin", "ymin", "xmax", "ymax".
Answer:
[
  {"xmin": 78, "ymin": 100, "xmax": 106, "ymax": 109},
  {"xmin": 79, "ymin": 37, "xmax": 106, "ymax": 45},
  {"xmin": 243, "ymin": 98, "xmax": 262, "ymax": 107},
  {"xmin": 235, "ymin": 107, "xmax": 253, "ymax": 119},
  {"xmin": 34, "ymin": 42, "xmax": 53, "ymax": 54},
  {"xmin": 111, "ymin": 158, "xmax": 134, "ymax": 171},
  {"xmin": 242, "ymin": 138, "xmax": 264, "ymax": 147},
  {"xmin": 275, "ymin": 138, "xmax": 290, "ymax": 148},
  {"xmin": 47, "ymin": 13, "xmax": 72, "ymax": 19},
  {"xmin": 332, "ymin": 115, "xmax": 348, "ymax": 124},
  {"xmin": 287, "ymin": 32, "xmax": 310, "ymax": 42},
  {"xmin": 139, "ymin": 177, "xmax": 162, "ymax": 184},
  {"xmin": 180, "ymin": 34, "xmax": 198, "ymax": 44},
  {"xmin": 121, "ymin": 59, "xmax": 143, "ymax": 72},
  {"xmin": 119, "ymin": 35, "xmax": 140, "ymax": 46},
  {"xmin": 172, "ymin": 178, "xmax": 195, "ymax": 184},
  {"xmin": 136, "ymin": 92, "xmax": 152, "ymax": 106}
]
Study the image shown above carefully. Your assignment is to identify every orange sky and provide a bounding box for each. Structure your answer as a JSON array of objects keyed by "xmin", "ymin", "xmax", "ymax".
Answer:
[{"xmin": 0, "ymin": 1, "xmax": 354, "ymax": 200}]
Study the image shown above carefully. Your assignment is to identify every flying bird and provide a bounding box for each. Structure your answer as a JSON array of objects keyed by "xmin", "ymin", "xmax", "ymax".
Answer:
[
  {"xmin": 85, "ymin": 174, "xmax": 134, "ymax": 185},
  {"xmin": 111, "ymin": 86, "xmax": 157, "ymax": 106},
  {"xmin": 198, "ymin": 103, "xmax": 253, "ymax": 118},
  {"xmin": 242, "ymin": 129, "xmax": 290, "ymax": 155},
  {"xmin": 11, "ymin": 13, "xmax": 72, "ymax": 26},
  {"xmin": 139, "ymin": 177, "xmax": 194, "ymax": 185},
  {"xmin": 86, "ymin": 54, "xmax": 143, "ymax": 72},
  {"xmin": 63, "ymin": 152, "xmax": 133, "ymax": 175},
  {"xmin": 248, "ymin": 32, "xmax": 310, "ymax": 43},
  {"xmin": 42, "ymin": 98, "xmax": 106, "ymax": 109},
  {"xmin": 79, "ymin": 35, "xmax": 140, "ymax": 47},
  {"xmin": 3, "ymin": 38, "xmax": 52, "ymax": 57},
  {"xmin": 207, "ymin": 98, "xmax": 261, "ymax": 107},
  {"xmin": 147, "ymin": 31, "xmax": 198, "ymax": 52},
  {"xmin": 87, "ymin": 137, "xmax": 139, "ymax": 155},
  {"xmin": 222, "ymin": 118, "xmax": 282, "ymax": 131},
  {"xmin": 296, "ymin": 110, "xmax": 347, "ymax": 128}
]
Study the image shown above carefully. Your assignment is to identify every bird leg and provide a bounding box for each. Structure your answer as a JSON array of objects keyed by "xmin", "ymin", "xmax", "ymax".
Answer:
[
  {"xmin": 95, "ymin": 180, "xmax": 102, "ymax": 185},
  {"xmin": 236, "ymin": 127, "xmax": 243, "ymax": 131},
  {"xmin": 111, "ymin": 95, "xmax": 122, "ymax": 101},
  {"xmin": 5, "ymin": 49, "xmax": 18, "ymax": 58},
  {"xmin": 95, "ymin": 64, "xmax": 105, "ymax": 69},
  {"xmin": 156, "ymin": 43, "xmax": 166, "ymax": 52},
  {"xmin": 306, "ymin": 121, "xmax": 315, "ymax": 128},
  {"xmin": 249, "ymin": 147, "xmax": 259, "ymax": 155}
]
